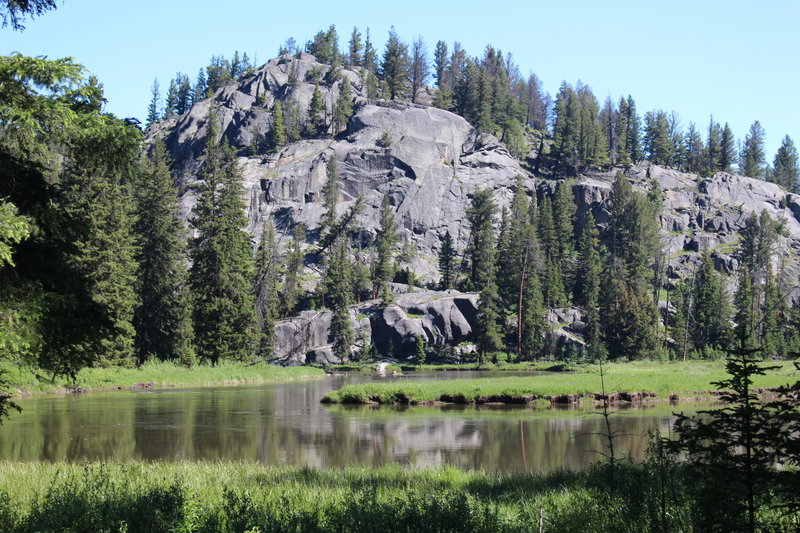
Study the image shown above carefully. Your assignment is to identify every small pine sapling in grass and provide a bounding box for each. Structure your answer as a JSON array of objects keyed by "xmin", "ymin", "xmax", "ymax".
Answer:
[{"xmin": 415, "ymin": 336, "xmax": 426, "ymax": 365}]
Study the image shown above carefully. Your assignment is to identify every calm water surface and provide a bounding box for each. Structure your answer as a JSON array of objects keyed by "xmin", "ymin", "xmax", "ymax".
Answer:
[{"xmin": 0, "ymin": 371, "xmax": 683, "ymax": 472}]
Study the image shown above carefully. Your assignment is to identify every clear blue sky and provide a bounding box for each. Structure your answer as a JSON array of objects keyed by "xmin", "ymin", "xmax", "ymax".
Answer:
[{"xmin": 2, "ymin": 0, "xmax": 797, "ymax": 158}]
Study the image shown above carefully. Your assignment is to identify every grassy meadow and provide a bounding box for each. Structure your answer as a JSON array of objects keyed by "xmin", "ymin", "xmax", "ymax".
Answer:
[
  {"xmin": 1, "ymin": 359, "xmax": 325, "ymax": 396},
  {"xmin": 322, "ymin": 360, "xmax": 800, "ymax": 405}
]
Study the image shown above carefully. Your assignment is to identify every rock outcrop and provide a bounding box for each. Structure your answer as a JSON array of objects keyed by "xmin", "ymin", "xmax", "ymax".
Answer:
[
  {"xmin": 273, "ymin": 290, "xmax": 479, "ymax": 365},
  {"xmin": 148, "ymin": 53, "xmax": 800, "ymax": 362}
]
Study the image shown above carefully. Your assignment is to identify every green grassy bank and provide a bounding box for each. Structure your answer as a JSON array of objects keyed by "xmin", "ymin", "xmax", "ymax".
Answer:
[
  {"xmin": 322, "ymin": 360, "xmax": 799, "ymax": 405},
  {"xmin": 1, "ymin": 360, "xmax": 326, "ymax": 396},
  {"xmin": 0, "ymin": 461, "xmax": 689, "ymax": 532},
  {"xmin": 0, "ymin": 460, "xmax": 795, "ymax": 532}
]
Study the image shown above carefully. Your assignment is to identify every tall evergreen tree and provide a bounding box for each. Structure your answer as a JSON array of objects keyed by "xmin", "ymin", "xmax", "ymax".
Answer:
[
  {"xmin": 691, "ymin": 251, "xmax": 731, "ymax": 350},
  {"xmin": 362, "ymin": 28, "xmax": 378, "ymax": 72},
  {"xmin": 682, "ymin": 122, "xmax": 705, "ymax": 173},
  {"xmin": 408, "ymin": 36, "xmax": 429, "ymax": 104},
  {"xmin": 253, "ymin": 217, "xmax": 281, "ymax": 360},
  {"xmin": 380, "ymin": 26, "xmax": 409, "ymax": 100},
  {"xmin": 59, "ymin": 128, "xmax": 140, "ymax": 369},
  {"xmin": 146, "ymin": 78, "xmax": 160, "ymax": 127},
  {"xmin": 538, "ymin": 197, "xmax": 566, "ymax": 307},
  {"xmin": 307, "ymin": 83, "xmax": 325, "ymax": 136},
  {"xmin": 740, "ymin": 121, "xmax": 766, "ymax": 179},
  {"xmin": 283, "ymin": 224, "xmax": 306, "ymax": 317},
  {"xmin": 553, "ymin": 181, "xmax": 576, "ymax": 264},
  {"xmin": 438, "ymin": 231, "xmax": 456, "ymax": 290},
  {"xmin": 576, "ymin": 213, "xmax": 605, "ymax": 360},
  {"xmin": 374, "ymin": 195, "xmax": 397, "ymax": 300},
  {"xmin": 188, "ymin": 105, "xmax": 256, "ymax": 364},
  {"xmin": 319, "ymin": 156, "xmax": 340, "ymax": 243},
  {"xmin": 326, "ymin": 234, "xmax": 354, "ymax": 360},
  {"xmin": 772, "ymin": 135, "xmax": 799, "ymax": 191},
  {"xmin": 433, "ymin": 40, "xmax": 449, "ymax": 89},
  {"xmin": 270, "ymin": 101, "xmax": 286, "ymax": 150},
  {"xmin": 347, "ymin": 27, "xmax": 363, "ymax": 68},
  {"xmin": 465, "ymin": 189, "xmax": 497, "ymax": 292},
  {"xmin": 706, "ymin": 116, "xmax": 722, "ymax": 174},
  {"xmin": 624, "ymin": 95, "xmax": 642, "ymax": 163},
  {"xmin": 193, "ymin": 68, "xmax": 207, "ymax": 104},
  {"xmin": 719, "ymin": 122, "xmax": 737, "ymax": 172},
  {"xmin": 132, "ymin": 139, "xmax": 194, "ymax": 365},
  {"xmin": 465, "ymin": 190, "xmax": 502, "ymax": 361},
  {"xmin": 734, "ymin": 266, "xmax": 757, "ymax": 348},
  {"xmin": 526, "ymin": 73, "xmax": 547, "ymax": 131},
  {"xmin": 332, "ymin": 78, "xmax": 353, "ymax": 134}
]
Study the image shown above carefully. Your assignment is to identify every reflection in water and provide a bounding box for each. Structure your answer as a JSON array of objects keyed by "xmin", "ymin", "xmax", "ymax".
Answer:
[{"xmin": 0, "ymin": 372, "xmax": 682, "ymax": 472}]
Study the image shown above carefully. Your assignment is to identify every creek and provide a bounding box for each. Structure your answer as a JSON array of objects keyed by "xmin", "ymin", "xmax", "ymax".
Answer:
[{"xmin": 0, "ymin": 371, "xmax": 684, "ymax": 472}]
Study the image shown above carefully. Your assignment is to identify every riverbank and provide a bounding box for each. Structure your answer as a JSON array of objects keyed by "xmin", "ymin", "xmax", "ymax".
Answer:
[
  {"xmin": 322, "ymin": 360, "xmax": 799, "ymax": 405},
  {"xmin": 0, "ymin": 360, "xmax": 326, "ymax": 396},
  {"xmin": 0, "ymin": 460, "xmax": 794, "ymax": 532}
]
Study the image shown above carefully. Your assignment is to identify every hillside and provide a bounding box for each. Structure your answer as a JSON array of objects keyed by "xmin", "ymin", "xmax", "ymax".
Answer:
[{"xmin": 147, "ymin": 52, "xmax": 800, "ymax": 364}]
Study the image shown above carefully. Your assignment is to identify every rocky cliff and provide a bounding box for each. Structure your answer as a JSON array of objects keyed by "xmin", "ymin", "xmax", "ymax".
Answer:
[{"xmin": 148, "ymin": 53, "xmax": 800, "ymax": 364}]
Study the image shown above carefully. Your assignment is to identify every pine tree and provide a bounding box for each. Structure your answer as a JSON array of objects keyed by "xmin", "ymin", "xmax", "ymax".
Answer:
[
  {"xmin": 438, "ymin": 231, "xmax": 456, "ymax": 290},
  {"xmin": 682, "ymin": 122, "xmax": 705, "ymax": 173},
  {"xmin": 519, "ymin": 252, "xmax": 545, "ymax": 361},
  {"xmin": 163, "ymin": 78, "xmax": 177, "ymax": 119},
  {"xmin": 553, "ymin": 180, "xmax": 576, "ymax": 267},
  {"xmin": 333, "ymin": 78, "xmax": 353, "ymax": 134},
  {"xmin": 308, "ymin": 83, "xmax": 325, "ymax": 136},
  {"xmin": 551, "ymin": 82, "xmax": 580, "ymax": 174},
  {"xmin": 380, "ymin": 26, "xmax": 408, "ymax": 101},
  {"xmin": 283, "ymin": 224, "xmax": 306, "ymax": 317},
  {"xmin": 706, "ymin": 116, "xmax": 722, "ymax": 173},
  {"xmin": 188, "ymin": 105, "xmax": 256, "ymax": 364},
  {"xmin": 692, "ymin": 251, "xmax": 731, "ymax": 350},
  {"xmin": 576, "ymin": 214, "xmax": 605, "ymax": 360},
  {"xmin": 740, "ymin": 121, "xmax": 766, "ymax": 179},
  {"xmin": 326, "ymin": 235, "xmax": 354, "ymax": 360},
  {"xmin": 374, "ymin": 195, "xmax": 397, "ymax": 300},
  {"xmin": 193, "ymin": 68, "xmax": 207, "ymax": 103},
  {"xmin": 60, "ymin": 135, "xmax": 140, "ymax": 369},
  {"xmin": 408, "ymin": 37, "xmax": 429, "ymax": 104},
  {"xmin": 132, "ymin": 139, "xmax": 194, "ymax": 365},
  {"xmin": 734, "ymin": 266, "xmax": 757, "ymax": 348},
  {"xmin": 668, "ymin": 340, "xmax": 780, "ymax": 532},
  {"xmin": 254, "ymin": 217, "xmax": 281, "ymax": 360},
  {"xmin": 475, "ymin": 272, "xmax": 502, "ymax": 363},
  {"xmin": 285, "ymin": 99, "xmax": 302, "ymax": 142},
  {"xmin": 270, "ymin": 101, "xmax": 286, "ymax": 150},
  {"xmin": 319, "ymin": 156, "xmax": 340, "ymax": 243},
  {"xmin": 363, "ymin": 28, "xmax": 378, "ymax": 72},
  {"xmin": 146, "ymin": 78, "xmax": 160, "ymax": 127},
  {"xmin": 719, "ymin": 123, "xmax": 737, "ymax": 172},
  {"xmin": 624, "ymin": 95, "xmax": 642, "ymax": 163},
  {"xmin": 465, "ymin": 189, "xmax": 502, "ymax": 361},
  {"xmin": 415, "ymin": 335, "xmax": 426, "ymax": 365},
  {"xmin": 348, "ymin": 27, "xmax": 363, "ymax": 68},
  {"xmin": 772, "ymin": 135, "xmax": 799, "ymax": 191},
  {"xmin": 465, "ymin": 189, "xmax": 497, "ymax": 292},
  {"xmin": 433, "ymin": 40, "xmax": 449, "ymax": 90},
  {"xmin": 538, "ymin": 197, "xmax": 566, "ymax": 307}
]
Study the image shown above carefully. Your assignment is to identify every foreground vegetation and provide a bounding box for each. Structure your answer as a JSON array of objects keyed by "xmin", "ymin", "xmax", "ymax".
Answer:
[
  {"xmin": 1, "ymin": 360, "xmax": 324, "ymax": 396},
  {"xmin": 0, "ymin": 459, "xmax": 796, "ymax": 533},
  {"xmin": 322, "ymin": 360, "xmax": 798, "ymax": 404}
]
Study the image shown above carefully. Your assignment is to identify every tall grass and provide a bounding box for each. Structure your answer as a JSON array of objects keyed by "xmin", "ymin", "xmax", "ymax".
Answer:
[
  {"xmin": 0, "ymin": 460, "xmax": 795, "ymax": 532},
  {"xmin": 0, "ymin": 461, "xmax": 682, "ymax": 532}
]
